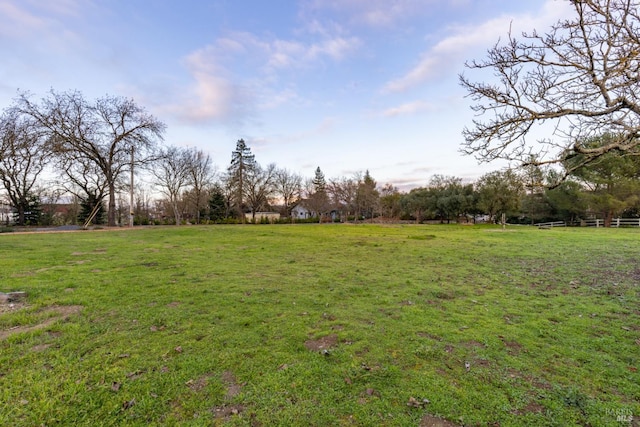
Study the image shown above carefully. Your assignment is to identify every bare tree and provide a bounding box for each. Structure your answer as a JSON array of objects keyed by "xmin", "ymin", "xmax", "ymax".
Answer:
[
  {"xmin": 133, "ymin": 184, "xmax": 155, "ymax": 225},
  {"xmin": 0, "ymin": 109, "xmax": 51, "ymax": 225},
  {"xmin": 17, "ymin": 90, "xmax": 165, "ymax": 226},
  {"xmin": 217, "ymin": 176, "xmax": 237, "ymax": 219},
  {"xmin": 273, "ymin": 167, "xmax": 303, "ymax": 219},
  {"xmin": 244, "ymin": 163, "xmax": 276, "ymax": 221},
  {"xmin": 185, "ymin": 148, "xmax": 214, "ymax": 224},
  {"xmin": 328, "ymin": 176, "xmax": 358, "ymax": 222},
  {"xmin": 460, "ymin": 0, "xmax": 640, "ymax": 175},
  {"xmin": 151, "ymin": 146, "xmax": 191, "ymax": 225},
  {"xmin": 55, "ymin": 149, "xmax": 109, "ymax": 223}
]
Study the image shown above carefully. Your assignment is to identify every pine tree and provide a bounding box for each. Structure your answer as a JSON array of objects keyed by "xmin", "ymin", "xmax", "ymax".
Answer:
[
  {"xmin": 227, "ymin": 139, "xmax": 256, "ymax": 222},
  {"xmin": 12, "ymin": 193, "xmax": 42, "ymax": 226},
  {"xmin": 308, "ymin": 166, "xmax": 329, "ymax": 222},
  {"xmin": 78, "ymin": 192, "xmax": 105, "ymax": 225},
  {"xmin": 356, "ymin": 170, "xmax": 379, "ymax": 220},
  {"xmin": 208, "ymin": 186, "xmax": 227, "ymax": 222},
  {"xmin": 312, "ymin": 166, "xmax": 326, "ymax": 193}
]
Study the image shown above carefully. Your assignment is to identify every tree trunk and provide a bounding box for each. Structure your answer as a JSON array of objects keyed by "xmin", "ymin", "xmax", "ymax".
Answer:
[
  {"xmin": 604, "ymin": 210, "xmax": 613, "ymax": 227},
  {"xmin": 174, "ymin": 208, "xmax": 180, "ymax": 225},
  {"xmin": 17, "ymin": 207, "xmax": 25, "ymax": 226},
  {"xmin": 108, "ymin": 182, "xmax": 117, "ymax": 226}
]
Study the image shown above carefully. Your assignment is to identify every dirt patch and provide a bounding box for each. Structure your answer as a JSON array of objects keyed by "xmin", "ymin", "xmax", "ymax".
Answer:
[
  {"xmin": 462, "ymin": 340, "xmax": 486, "ymax": 349},
  {"xmin": 0, "ymin": 305, "xmax": 83, "ymax": 340},
  {"xmin": 522, "ymin": 401, "xmax": 545, "ymax": 414},
  {"xmin": 210, "ymin": 371, "xmax": 246, "ymax": 422},
  {"xmin": 31, "ymin": 343, "xmax": 53, "ymax": 352},
  {"xmin": 507, "ymin": 369, "xmax": 552, "ymax": 390},
  {"xmin": 501, "ymin": 338, "xmax": 524, "ymax": 355},
  {"xmin": 512, "ymin": 400, "xmax": 545, "ymax": 415},
  {"xmin": 304, "ymin": 334, "xmax": 338, "ymax": 352},
  {"xmin": 417, "ymin": 332, "xmax": 442, "ymax": 341},
  {"xmin": 212, "ymin": 404, "xmax": 245, "ymax": 420},
  {"xmin": 221, "ymin": 371, "xmax": 243, "ymax": 399},
  {"xmin": 0, "ymin": 301, "xmax": 28, "ymax": 314},
  {"xmin": 420, "ymin": 414, "xmax": 461, "ymax": 427},
  {"xmin": 186, "ymin": 375, "xmax": 211, "ymax": 393},
  {"xmin": 472, "ymin": 358, "xmax": 491, "ymax": 368}
]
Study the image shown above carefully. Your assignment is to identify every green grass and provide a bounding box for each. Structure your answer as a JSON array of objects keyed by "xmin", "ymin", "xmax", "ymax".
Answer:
[{"xmin": 0, "ymin": 224, "xmax": 638, "ymax": 426}]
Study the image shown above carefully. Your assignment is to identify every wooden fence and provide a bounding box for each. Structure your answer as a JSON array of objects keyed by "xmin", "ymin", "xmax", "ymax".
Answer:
[
  {"xmin": 534, "ymin": 218, "xmax": 640, "ymax": 228},
  {"xmin": 582, "ymin": 218, "xmax": 640, "ymax": 228},
  {"xmin": 534, "ymin": 221, "xmax": 566, "ymax": 229}
]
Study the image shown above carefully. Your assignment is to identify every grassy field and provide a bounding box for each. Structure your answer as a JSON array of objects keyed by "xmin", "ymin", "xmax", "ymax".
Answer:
[{"xmin": 0, "ymin": 224, "xmax": 638, "ymax": 426}]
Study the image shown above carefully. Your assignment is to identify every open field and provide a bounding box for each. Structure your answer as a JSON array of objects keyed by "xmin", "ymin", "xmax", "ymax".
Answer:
[{"xmin": 0, "ymin": 224, "xmax": 638, "ymax": 426}]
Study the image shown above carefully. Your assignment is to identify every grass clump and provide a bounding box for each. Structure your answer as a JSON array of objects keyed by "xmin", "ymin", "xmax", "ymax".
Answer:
[{"xmin": 0, "ymin": 224, "xmax": 638, "ymax": 426}]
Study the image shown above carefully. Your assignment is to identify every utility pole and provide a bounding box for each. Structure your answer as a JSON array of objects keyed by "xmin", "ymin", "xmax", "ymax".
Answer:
[{"xmin": 130, "ymin": 146, "xmax": 134, "ymax": 227}]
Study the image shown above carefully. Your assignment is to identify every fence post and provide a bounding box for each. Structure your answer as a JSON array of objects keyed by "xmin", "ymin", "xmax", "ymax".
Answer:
[{"xmin": 616, "ymin": 218, "xmax": 620, "ymax": 228}]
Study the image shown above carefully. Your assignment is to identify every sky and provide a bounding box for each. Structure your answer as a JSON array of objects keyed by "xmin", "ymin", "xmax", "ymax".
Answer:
[{"xmin": 0, "ymin": 0, "xmax": 575, "ymax": 191}]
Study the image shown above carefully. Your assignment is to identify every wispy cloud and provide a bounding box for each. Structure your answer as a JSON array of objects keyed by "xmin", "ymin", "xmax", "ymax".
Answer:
[
  {"xmin": 262, "ymin": 35, "xmax": 360, "ymax": 70},
  {"xmin": 258, "ymin": 87, "xmax": 302, "ymax": 110},
  {"xmin": 381, "ymin": 101, "xmax": 433, "ymax": 117},
  {"xmin": 170, "ymin": 30, "xmax": 360, "ymax": 124},
  {"xmin": 0, "ymin": 0, "xmax": 45, "ymax": 36},
  {"xmin": 178, "ymin": 54, "xmax": 250, "ymax": 123},
  {"xmin": 302, "ymin": 0, "xmax": 467, "ymax": 28},
  {"xmin": 275, "ymin": 117, "xmax": 338, "ymax": 144},
  {"xmin": 385, "ymin": 171, "xmax": 433, "ymax": 192},
  {"xmin": 0, "ymin": 0, "xmax": 84, "ymax": 43},
  {"xmin": 31, "ymin": 0, "xmax": 86, "ymax": 17},
  {"xmin": 382, "ymin": 0, "xmax": 573, "ymax": 93}
]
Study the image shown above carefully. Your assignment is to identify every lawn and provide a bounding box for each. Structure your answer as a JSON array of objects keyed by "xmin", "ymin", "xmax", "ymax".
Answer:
[{"xmin": 0, "ymin": 224, "xmax": 638, "ymax": 426}]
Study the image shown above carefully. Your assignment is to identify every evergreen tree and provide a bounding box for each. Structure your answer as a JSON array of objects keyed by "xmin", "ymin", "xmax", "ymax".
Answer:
[
  {"xmin": 379, "ymin": 183, "xmax": 402, "ymax": 219},
  {"xmin": 12, "ymin": 193, "xmax": 42, "ymax": 226},
  {"xmin": 565, "ymin": 134, "xmax": 640, "ymax": 225},
  {"xmin": 312, "ymin": 166, "xmax": 326, "ymax": 193},
  {"xmin": 227, "ymin": 139, "xmax": 256, "ymax": 223},
  {"xmin": 475, "ymin": 170, "xmax": 524, "ymax": 224},
  {"xmin": 356, "ymin": 170, "xmax": 379, "ymax": 219},
  {"xmin": 78, "ymin": 192, "xmax": 105, "ymax": 225},
  {"xmin": 208, "ymin": 186, "xmax": 227, "ymax": 222},
  {"xmin": 307, "ymin": 166, "xmax": 329, "ymax": 222}
]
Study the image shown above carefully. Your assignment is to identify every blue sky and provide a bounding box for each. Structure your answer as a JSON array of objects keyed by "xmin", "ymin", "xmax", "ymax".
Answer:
[{"xmin": 0, "ymin": 0, "xmax": 573, "ymax": 190}]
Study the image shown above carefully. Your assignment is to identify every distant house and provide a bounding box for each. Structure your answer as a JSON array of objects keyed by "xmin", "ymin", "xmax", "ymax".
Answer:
[
  {"xmin": 0, "ymin": 201, "xmax": 12, "ymax": 225},
  {"xmin": 245, "ymin": 212, "xmax": 281, "ymax": 223},
  {"xmin": 291, "ymin": 200, "xmax": 317, "ymax": 219},
  {"xmin": 290, "ymin": 202, "xmax": 339, "ymax": 222},
  {"xmin": 291, "ymin": 205, "xmax": 311, "ymax": 219},
  {"xmin": 41, "ymin": 204, "xmax": 77, "ymax": 224}
]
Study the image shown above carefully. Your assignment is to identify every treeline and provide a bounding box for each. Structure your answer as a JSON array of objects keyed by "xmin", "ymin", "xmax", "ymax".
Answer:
[{"xmin": 2, "ymin": 90, "xmax": 639, "ymax": 227}]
